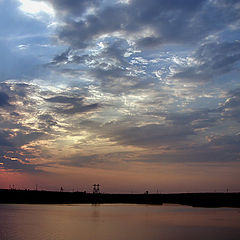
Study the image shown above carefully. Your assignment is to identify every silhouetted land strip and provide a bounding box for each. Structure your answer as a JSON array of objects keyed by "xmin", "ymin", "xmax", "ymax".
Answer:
[{"xmin": 0, "ymin": 189, "xmax": 240, "ymax": 207}]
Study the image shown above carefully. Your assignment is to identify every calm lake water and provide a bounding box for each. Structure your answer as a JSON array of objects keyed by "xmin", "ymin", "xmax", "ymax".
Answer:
[{"xmin": 0, "ymin": 204, "xmax": 240, "ymax": 240}]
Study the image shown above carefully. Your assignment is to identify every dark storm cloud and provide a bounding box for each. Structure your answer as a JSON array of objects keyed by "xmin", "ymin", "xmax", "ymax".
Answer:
[
  {"xmin": 75, "ymin": 106, "xmax": 220, "ymax": 149},
  {"xmin": 0, "ymin": 128, "xmax": 46, "ymax": 172},
  {"xmin": 4, "ymin": 151, "xmax": 31, "ymax": 163},
  {"xmin": 209, "ymin": 134, "xmax": 240, "ymax": 149},
  {"xmin": 38, "ymin": 114, "xmax": 58, "ymax": 130},
  {"xmin": 0, "ymin": 82, "xmax": 48, "ymax": 172},
  {"xmin": 89, "ymin": 66, "xmax": 139, "ymax": 94},
  {"xmin": 0, "ymin": 156, "xmax": 41, "ymax": 173},
  {"xmin": 173, "ymin": 41, "xmax": 240, "ymax": 82},
  {"xmin": 165, "ymin": 109, "xmax": 219, "ymax": 129},
  {"xmin": 8, "ymin": 83, "xmax": 33, "ymax": 98},
  {"xmin": 50, "ymin": 49, "xmax": 90, "ymax": 66},
  {"xmin": 106, "ymin": 123, "xmax": 195, "ymax": 147},
  {"xmin": 0, "ymin": 82, "xmax": 37, "ymax": 111},
  {"xmin": 46, "ymin": 0, "xmax": 100, "ymax": 17},
  {"xmin": 45, "ymin": 96, "xmax": 84, "ymax": 104},
  {"xmin": 95, "ymin": 40, "xmax": 129, "ymax": 67},
  {"xmin": 101, "ymin": 109, "xmax": 219, "ymax": 148},
  {"xmin": 0, "ymin": 130, "xmax": 45, "ymax": 172},
  {"xmin": 0, "ymin": 130, "xmax": 13, "ymax": 147},
  {"xmin": 45, "ymin": 95, "xmax": 100, "ymax": 114},
  {"xmin": 51, "ymin": 48, "xmax": 71, "ymax": 65},
  {"xmin": 137, "ymin": 145, "xmax": 240, "ymax": 163},
  {"xmin": 0, "ymin": 83, "xmax": 40, "ymax": 132},
  {"xmin": 124, "ymin": 132, "xmax": 240, "ymax": 164},
  {"xmin": 0, "ymin": 92, "xmax": 10, "ymax": 107},
  {"xmin": 12, "ymin": 131, "xmax": 45, "ymax": 147},
  {"xmin": 51, "ymin": 37, "xmax": 129, "ymax": 65},
  {"xmin": 179, "ymin": 134, "xmax": 240, "ymax": 163},
  {"xmin": 66, "ymin": 116, "xmax": 240, "ymax": 164},
  {"xmin": 46, "ymin": 0, "xmax": 240, "ymax": 49},
  {"xmin": 55, "ymin": 5, "xmax": 128, "ymax": 49},
  {"xmin": 59, "ymin": 0, "xmax": 204, "ymax": 48},
  {"xmin": 131, "ymin": 0, "xmax": 208, "ymax": 47},
  {"xmin": 0, "ymin": 128, "xmax": 45, "ymax": 148}
]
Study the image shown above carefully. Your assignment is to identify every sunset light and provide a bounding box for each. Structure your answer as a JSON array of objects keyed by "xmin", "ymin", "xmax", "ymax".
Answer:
[
  {"xmin": 1, "ymin": 1, "xmax": 240, "ymax": 239},
  {"xmin": 0, "ymin": 0, "xmax": 240, "ymax": 193}
]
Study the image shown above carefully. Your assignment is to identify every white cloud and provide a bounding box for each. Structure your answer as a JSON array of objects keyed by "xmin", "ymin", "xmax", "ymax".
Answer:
[{"xmin": 18, "ymin": 0, "xmax": 54, "ymax": 17}]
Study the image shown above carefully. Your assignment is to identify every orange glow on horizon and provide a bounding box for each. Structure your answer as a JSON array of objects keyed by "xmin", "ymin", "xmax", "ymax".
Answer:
[{"xmin": 1, "ymin": 161, "xmax": 240, "ymax": 193}]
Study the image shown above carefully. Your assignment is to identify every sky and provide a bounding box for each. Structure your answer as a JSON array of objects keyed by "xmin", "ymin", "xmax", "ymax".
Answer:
[{"xmin": 0, "ymin": 0, "xmax": 240, "ymax": 193}]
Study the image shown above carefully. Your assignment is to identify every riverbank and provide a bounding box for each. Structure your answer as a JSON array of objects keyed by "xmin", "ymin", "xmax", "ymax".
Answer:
[{"xmin": 0, "ymin": 189, "xmax": 239, "ymax": 207}]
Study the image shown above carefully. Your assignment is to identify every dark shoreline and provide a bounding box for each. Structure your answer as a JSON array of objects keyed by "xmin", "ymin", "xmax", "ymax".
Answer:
[{"xmin": 0, "ymin": 189, "xmax": 240, "ymax": 207}]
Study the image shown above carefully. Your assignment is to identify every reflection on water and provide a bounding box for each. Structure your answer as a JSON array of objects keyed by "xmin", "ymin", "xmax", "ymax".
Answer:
[{"xmin": 0, "ymin": 204, "xmax": 240, "ymax": 240}]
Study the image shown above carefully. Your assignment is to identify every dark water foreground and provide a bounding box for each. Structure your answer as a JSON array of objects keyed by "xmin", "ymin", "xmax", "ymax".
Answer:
[
  {"xmin": 1, "ymin": 204, "xmax": 240, "ymax": 240},
  {"xmin": 0, "ymin": 189, "xmax": 240, "ymax": 207}
]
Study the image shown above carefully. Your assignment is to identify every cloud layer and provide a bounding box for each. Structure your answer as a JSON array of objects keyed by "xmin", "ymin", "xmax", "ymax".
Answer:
[{"xmin": 0, "ymin": 0, "xmax": 240, "ymax": 191}]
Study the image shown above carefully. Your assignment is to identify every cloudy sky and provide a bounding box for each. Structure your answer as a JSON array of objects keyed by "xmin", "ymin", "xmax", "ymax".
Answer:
[{"xmin": 0, "ymin": 0, "xmax": 240, "ymax": 193}]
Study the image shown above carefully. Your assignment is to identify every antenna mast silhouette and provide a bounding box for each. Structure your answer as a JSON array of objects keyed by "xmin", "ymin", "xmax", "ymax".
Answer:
[{"xmin": 93, "ymin": 184, "xmax": 100, "ymax": 194}]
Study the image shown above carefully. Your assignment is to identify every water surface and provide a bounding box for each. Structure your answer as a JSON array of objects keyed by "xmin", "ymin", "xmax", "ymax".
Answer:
[{"xmin": 0, "ymin": 204, "xmax": 240, "ymax": 240}]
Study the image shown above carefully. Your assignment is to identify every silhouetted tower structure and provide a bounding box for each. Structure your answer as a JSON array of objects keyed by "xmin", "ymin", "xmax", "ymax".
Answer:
[{"xmin": 93, "ymin": 184, "xmax": 100, "ymax": 194}]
